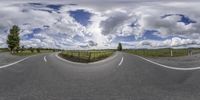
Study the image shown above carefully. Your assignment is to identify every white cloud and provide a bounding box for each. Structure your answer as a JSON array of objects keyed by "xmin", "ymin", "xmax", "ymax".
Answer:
[
  {"xmin": 0, "ymin": 1, "xmax": 200, "ymax": 49},
  {"xmin": 122, "ymin": 37, "xmax": 200, "ymax": 49}
]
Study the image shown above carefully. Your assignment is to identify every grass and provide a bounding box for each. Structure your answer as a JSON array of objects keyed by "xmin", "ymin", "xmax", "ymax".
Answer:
[
  {"xmin": 0, "ymin": 48, "xmax": 9, "ymax": 52},
  {"xmin": 125, "ymin": 48, "xmax": 196, "ymax": 57},
  {"xmin": 12, "ymin": 50, "xmax": 54, "ymax": 56},
  {"xmin": 191, "ymin": 48, "xmax": 200, "ymax": 54},
  {"xmin": 59, "ymin": 50, "xmax": 114, "ymax": 63}
]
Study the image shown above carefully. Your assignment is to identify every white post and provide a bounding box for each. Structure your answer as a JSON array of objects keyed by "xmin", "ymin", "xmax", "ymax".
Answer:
[
  {"xmin": 170, "ymin": 33, "xmax": 173, "ymax": 57},
  {"xmin": 171, "ymin": 49, "xmax": 173, "ymax": 57}
]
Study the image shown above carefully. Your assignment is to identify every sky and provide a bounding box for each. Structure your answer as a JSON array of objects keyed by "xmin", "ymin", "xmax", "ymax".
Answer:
[{"xmin": 0, "ymin": 0, "xmax": 200, "ymax": 49}]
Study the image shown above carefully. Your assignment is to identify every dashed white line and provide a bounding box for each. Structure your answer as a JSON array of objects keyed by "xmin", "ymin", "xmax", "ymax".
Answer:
[
  {"xmin": 44, "ymin": 56, "xmax": 47, "ymax": 62},
  {"xmin": 0, "ymin": 57, "xmax": 30, "ymax": 69},
  {"xmin": 136, "ymin": 55, "xmax": 200, "ymax": 71},
  {"xmin": 118, "ymin": 57, "xmax": 124, "ymax": 66}
]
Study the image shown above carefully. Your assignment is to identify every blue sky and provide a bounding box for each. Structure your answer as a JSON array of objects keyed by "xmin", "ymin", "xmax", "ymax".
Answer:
[
  {"xmin": 161, "ymin": 14, "xmax": 197, "ymax": 25},
  {"xmin": 69, "ymin": 10, "xmax": 92, "ymax": 26},
  {"xmin": 0, "ymin": 1, "xmax": 200, "ymax": 49}
]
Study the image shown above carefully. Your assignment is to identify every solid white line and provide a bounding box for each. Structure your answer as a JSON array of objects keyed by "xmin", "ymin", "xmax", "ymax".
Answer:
[
  {"xmin": 118, "ymin": 57, "xmax": 124, "ymax": 66},
  {"xmin": 0, "ymin": 57, "xmax": 30, "ymax": 69},
  {"xmin": 55, "ymin": 53, "xmax": 64, "ymax": 62},
  {"xmin": 136, "ymin": 55, "xmax": 200, "ymax": 71},
  {"xmin": 55, "ymin": 52, "xmax": 118, "ymax": 65},
  {"xmin": 44, "ymin": 56, "xmax": 47, "ymax": 62},
  {"xmin": 55, "ymin": 53, "xmax": 87, "ymax": 65}
]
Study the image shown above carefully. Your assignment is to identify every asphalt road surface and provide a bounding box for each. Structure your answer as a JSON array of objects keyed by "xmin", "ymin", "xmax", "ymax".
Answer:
[
  {"xmin": 1, "ymin": 52, "xmax": 200, "ymax": 100},
  {"xmin": 0, "ymin": 52, "xmax": 26, "ymax": 66}
]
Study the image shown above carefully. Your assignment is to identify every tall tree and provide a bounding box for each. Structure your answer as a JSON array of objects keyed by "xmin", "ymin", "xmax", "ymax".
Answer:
[
  {"xmin": 117, "ymin": 43, "xmax": 122, "ymax": 51},
  {"xmin": 7, "ymin": 25, "xmax": 20, "ymax": 53}
]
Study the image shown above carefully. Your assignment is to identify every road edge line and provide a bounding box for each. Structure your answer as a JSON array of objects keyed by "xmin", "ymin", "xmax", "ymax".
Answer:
[
  {"xmin": 89, "ymin": 52, "xmax": 118, "ymax": 64},
  {"xmin": 135, "ymin": 55, "xmax": 200, "ymax": 71},
  {"xmin": 55, "ymin": 52, "xmax": 118, "ymax": 65},
  {"xmin": 0, "ymin": 57, "xmax": 30, "ymax": 69},
  {"xmin": 55, "ymin": 53, "xmax": 87, "ymax": 65}
]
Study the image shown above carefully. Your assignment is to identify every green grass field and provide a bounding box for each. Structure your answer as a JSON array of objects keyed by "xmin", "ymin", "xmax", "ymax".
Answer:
[
  {"xmin": 0, "ymin": 48, "xmax": 8, "ymax": 52},
  {"xmin": 59, "ymin": 50, "xmax": 114, "ymax": 63},
  {"xmin": 125, "ymin": 48, "xmax": 199, "ymax": 57},
  {"xmin": 0, "ymin": 48, "xmax": 60, "ymax": 56},
  {"xmin": 12, "ymin": 50, "xmax": 54, "ymax": 56}
]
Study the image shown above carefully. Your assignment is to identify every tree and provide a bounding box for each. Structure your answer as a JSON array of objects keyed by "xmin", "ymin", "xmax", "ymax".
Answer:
[
  {"xmin": 7, "ymin": 25, "xmax": 20, "ymax": 53},
  {"xmin": 117, "ymin": 43, "xmax": 122, "ymax": 51}
]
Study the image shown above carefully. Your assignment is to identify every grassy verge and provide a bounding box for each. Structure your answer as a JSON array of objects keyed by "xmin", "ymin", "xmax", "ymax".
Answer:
[
  {"xmin": 59, "ymin": 50, "xmax": 114, "ymax": 63},
  {"xmin": 125, "ymin": 48, "xmax": 193, "ymax": 57}
]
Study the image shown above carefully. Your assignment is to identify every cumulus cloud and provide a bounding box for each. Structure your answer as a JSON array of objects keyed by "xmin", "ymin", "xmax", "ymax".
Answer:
[
  {"xmin": 122, "ymin": 37, "xmax": 200, "ymax": 49},
  {"xmin": 136, "ymin": 10, "xmax": 198, "ymax": 36},
  {"xmin": 0, "ymin": 1, "xmax": 200, "ymax": 49},
  {"xmin": 0, "ymin": 2, "xmax": 93, "ymax": 49},
  {"xmin": 88, "ymin": 40, "xmax": 98, "ymax": 47},
  {"xmin": 100, "ymin": 11, "xmax": 131, "ymax": 35}
]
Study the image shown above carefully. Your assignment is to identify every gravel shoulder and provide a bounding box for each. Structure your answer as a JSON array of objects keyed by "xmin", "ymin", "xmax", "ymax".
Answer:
[
  {"xmin": 147, "ymin": 54, "xmax": 200, "ymax": 68},
  {"xmin": 0, "ymin": 52, "xmax": 26, "ymax": 66}
]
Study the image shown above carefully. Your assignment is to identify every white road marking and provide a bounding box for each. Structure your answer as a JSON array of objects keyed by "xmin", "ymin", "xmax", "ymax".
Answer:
[
  {"xmin": 55, "ymin": 53, "xmax": 87, "ymax": 65},
  {"xmin": 0, "ymin": 57, "xmax": 30, "ymax": 69},
  {"xmin": 118, "ymin": 57, "xmax": 124, "ymax": 66},
  {"xmin": 55, "ymin": 53, "xmax": 117, "ymax": 65},
  {"xmin": 44, "ymin": 56, "xmax": 47, "ymax": 62},
  {"xmin": 136, "ymin": 55, "xmax": 200, "ymax": 71}
]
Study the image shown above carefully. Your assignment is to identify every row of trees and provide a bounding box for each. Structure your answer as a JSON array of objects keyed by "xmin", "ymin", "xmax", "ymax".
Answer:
[{"xmin": 6, "ymin": 25, "xmax": 123, "ymax": 53}]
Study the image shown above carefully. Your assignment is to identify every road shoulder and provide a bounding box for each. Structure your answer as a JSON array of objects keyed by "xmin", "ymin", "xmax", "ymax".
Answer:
[{"xmin": 126, "ymin": 52, "xmax": 200, "ymax": 70}]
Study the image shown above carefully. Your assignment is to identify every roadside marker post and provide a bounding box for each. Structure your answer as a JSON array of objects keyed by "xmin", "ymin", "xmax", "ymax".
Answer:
[{"xmin": 170, "ymin": 49, "xmax": 173, "ymax": 57}]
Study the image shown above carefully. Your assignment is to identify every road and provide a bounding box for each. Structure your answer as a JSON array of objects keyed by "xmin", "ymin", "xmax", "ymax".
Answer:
[
  {"xmin": 1, "ymin": 52, "xmax": 200, "ymax": 100},
  {"xmin": 0, "ymin": 52, "xmax": 26, "ymax": 66}
]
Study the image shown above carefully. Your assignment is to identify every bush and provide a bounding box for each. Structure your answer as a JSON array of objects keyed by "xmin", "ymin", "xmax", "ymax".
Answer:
[
  {"xmin": 21, "ymin": 46, "xmax": 25, "ymax": 52},
  {"xmin": 36, "ymin": 48, "xmax": 40, "ymax": 53},
  {"xmin": 29, "ymin": 47, "xmax": 34, "ymax": 53}
]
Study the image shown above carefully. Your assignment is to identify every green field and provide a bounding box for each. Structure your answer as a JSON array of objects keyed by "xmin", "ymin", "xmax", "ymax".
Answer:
[
  {"xmin": 13, "ymin": 50, "xmax": 55, "ymax": 56},
  {"xmin": 0, "ymin": 48, "xmax": 61, "ymax": 56},
  {"xmin": 59, "ymin": 50, "xmax": 114, "ymax": 63},
  {"xmin": 125, "ymin": 48, "xmax": 200, "ymax": 57},
  {"xmin": 0, "ymin": 48, "xmax": 8, "ymax": 52}
]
